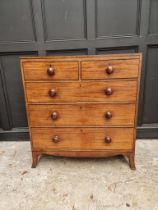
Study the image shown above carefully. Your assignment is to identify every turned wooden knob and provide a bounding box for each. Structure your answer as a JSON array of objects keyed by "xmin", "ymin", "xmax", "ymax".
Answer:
[
  {"xmin": 52, "ymin": 135, "xmax": 60, "ymax": 143},
  {"xmin": 47, "ymin": 65, "xmax": 55, "ymax": 76},
  {"xmin": 105, "ymin": 111, "xmax": 112, "ymax": 119},
  {"xmin": 106, "ymin": 65, "xmax": 113, "ymax": 74},
  {"xmin": 105, "ymin": 136, "xmax": 112, "ymax": 144},
  {"xmin": 48, "ymin": 89, "xmax": 56, "ymax": 97},
  {"xmin": 105, "ymin": 87, "xmax": 113, "ymax": 95},
  {"xmin": 51, "ymin": 111, "xmax": 59, "ymax": 120}
]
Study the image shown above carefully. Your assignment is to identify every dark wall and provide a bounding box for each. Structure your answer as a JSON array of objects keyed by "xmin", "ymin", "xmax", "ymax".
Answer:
[{"xmin": 0, "ymin": 0, "xmax": 158, "ymax": 140}]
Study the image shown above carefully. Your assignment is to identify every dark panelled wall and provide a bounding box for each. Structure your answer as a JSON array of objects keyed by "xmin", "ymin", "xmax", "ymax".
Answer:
[{"xmin": 0, "ymin": 0, "xmax": 158, "ymax": 140}]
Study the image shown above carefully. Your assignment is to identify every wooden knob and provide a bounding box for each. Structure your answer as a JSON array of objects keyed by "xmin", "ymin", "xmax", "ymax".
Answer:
[
  {"xmin": 52, "ymin": 135, "xmax": 60, "ymax": 143},
  {"xmin": 105, "ymin": 136, "xmax": 112, "ymax": 144},
  {"xmin": 47, "ymin": 65, "xmax": 55, "ymax": 76},
  {"xmin": 51, "ymin": 111, "xmax": 59, "ymax": 120},
  {"xmin": 106, "ymin": 65, "xmax": 113, "ymax": 74},
  {"xmin": 105, "ymin": 111, "xmax": 112, "ymax": 119},
  {"xmin": 48, "ymin": 89, "xmax": 56, "ymax": 97},
  {"xmin": 105, "ymin": 88, "xmax": 113, "ymax": 95}
]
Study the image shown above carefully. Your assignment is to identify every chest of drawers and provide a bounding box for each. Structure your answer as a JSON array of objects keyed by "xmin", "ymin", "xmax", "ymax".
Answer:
[{"xmin": 20, "ymin": 54, "xmax": 142, "ymax": 169}]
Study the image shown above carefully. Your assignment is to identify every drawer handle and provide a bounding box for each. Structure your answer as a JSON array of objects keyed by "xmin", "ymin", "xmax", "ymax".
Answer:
[
  {"xmin": 106, "ymin": 65, "xmax": 113, "ymax": 74},
  {"xmin": 47, "ymin": 65, "xmax": 55, "ymax": 76},
  {"xmin": 105, "ymin": 111, "xmax": 112, "ymax": 119},
  {"xmin": 51, "ymin": 111, "xmax": 59, "ymax": 120},
  {"xmin": 52, "ymin": 135, "xmax": 60, "ymax": 143},
  {"xmin": 105, "ymin": 136, "xmax": 112, "ymax": 144},
  {"xmin": 48, "ymin": 89, "xmax": 56, "ymax": 97},
  {"xmin": 105, "ymin": 88, "xmax": 113, "ymax": 95}
]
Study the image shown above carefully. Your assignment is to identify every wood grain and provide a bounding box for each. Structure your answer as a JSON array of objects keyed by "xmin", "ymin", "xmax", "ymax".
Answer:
[
  {"xmin": 25, "ymin": 80, "xmax": 137, "ymax": 103},
  {"xmin": 20, "ymin": 53, "xmax": 142, "ymax": 168},
  {"xmin": 31, "ymin": 127, "xmax": 134, "ymax": 151},
  {"xmin": 28, "ymin": 103, "xmax": 135, "ymax": 126},
  {"xmin": 81, "ymin": 59, "xmax": 139, "ymax": 79},
  {"xmin": 22, "ymin": 61, "xmax": 79, "ymax": 80}
]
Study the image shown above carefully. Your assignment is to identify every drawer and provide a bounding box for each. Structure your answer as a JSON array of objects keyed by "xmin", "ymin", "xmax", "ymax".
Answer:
[
  {"xmin": 81, "ymin": 59, "xmax": 139, "ymax": 79},
  {"xmin": 25, "ymin": 80, "xmax": 137, "ymax": 103},
  {"xmin": 29, "ymin": 103, "xmax": 135, "ymax": 126},
  {"xmin": 22, "ymin": 61, "xmax": 78, "ymax": 80},
  {"xmin": 31, "ymin": 127, "xmax": 134, "ymax": 151}
]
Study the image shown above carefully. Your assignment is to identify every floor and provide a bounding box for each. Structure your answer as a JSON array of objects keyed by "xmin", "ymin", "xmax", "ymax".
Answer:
[{"xmin": 0, "ymin": 140, "xmax": 158, "ymax": 210}]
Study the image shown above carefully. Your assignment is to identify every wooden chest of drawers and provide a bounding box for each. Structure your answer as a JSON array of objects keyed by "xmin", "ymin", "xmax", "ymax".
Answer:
[{"xmin": 20, "ymin": 54, "xmax": 142, "ymax": 169}]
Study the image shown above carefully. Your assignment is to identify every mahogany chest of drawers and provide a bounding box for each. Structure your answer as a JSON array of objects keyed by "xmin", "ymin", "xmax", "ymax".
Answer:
[{"xmin": 20, "ymin": 54, "xmax": 142, "ymax": 169}]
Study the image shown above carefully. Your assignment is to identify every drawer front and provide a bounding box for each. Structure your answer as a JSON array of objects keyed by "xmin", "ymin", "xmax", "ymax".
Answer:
[
  {"xmin": 22, "ymin": 61, "xmax": 78, "ymax": 80},
  {"xmin": 31, "ymin": 127, "xmax": 134, "ymax": 151},
  {"xmin": 25, "ymin": 80, "xmax": 137, "ymax": 103},
  {"xmin": 29, "ymin": 104, "xmax": 135, "ymax": 126},
  {"xmin": 81, "ymin": 59, "xmax": 139, "ymax": 79}
]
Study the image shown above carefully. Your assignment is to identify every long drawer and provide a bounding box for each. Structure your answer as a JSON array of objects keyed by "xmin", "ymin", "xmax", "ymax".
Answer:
[
  {"xmin": 28, "ymin": 103, "xmax": 135, "ymax": 126},
  {"xmin": 22, "ymin": 61, "xmax": 79, "ymax": 80},
  {"xmin": 25, "ymin": 80, "xmax": 137, "ymax": 103},
  {"xmin": 31, "ymin": 127, "xmax": 134, "ymax": 151},
  {"xmin": 81, "ymin": 59, "xmax": 139, "ymax": 79}
]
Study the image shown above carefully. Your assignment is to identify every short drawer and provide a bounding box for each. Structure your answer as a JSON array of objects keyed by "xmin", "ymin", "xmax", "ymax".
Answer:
[
  {"xmin": 25, "ymin": 80, "xmax": 137, "ymax": 103},
  {"xmin": 31, "ymin": 127, "xmax": 134, "ymax": 151},
  {"xmin": 29, "ymin": 103, "xmax": 135, "ymax": 126},
  {"xmin": 22, "ymin": 61, "xmax": 78, "ymax": 80},
  {"xmin": 81, "ymin": 59, "xmax": 139, "ymax": 79}
]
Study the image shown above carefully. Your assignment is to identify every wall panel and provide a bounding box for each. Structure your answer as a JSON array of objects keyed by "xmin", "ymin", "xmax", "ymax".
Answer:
[
  {"xmin": 42, "ymin": 0, "xmax": 87, "ymax": 41},
  {"xmin": 96, "ymin": 46, "xmax": 138, "ymax": 54},
  {"xmin": 143, "ymin": 46, "xmax": 158, "ymax": 124},
  {"xmin": 96, "ymin": 0, "xmax": 140, "ymax": 38},
  {"xmin": 47, "ymin": 49, "xmax": 88, "ymax": 56},
  {"xmin": 148, "ymin": 0, "xmax": 158, "ymax": 35},
  {"xmin": 0, "ymin": 0, "xmax": 158, "ymax": 140},
  {"xmin": 0, "ymin": 0, "xmax": 36, "ymax": 42}
]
